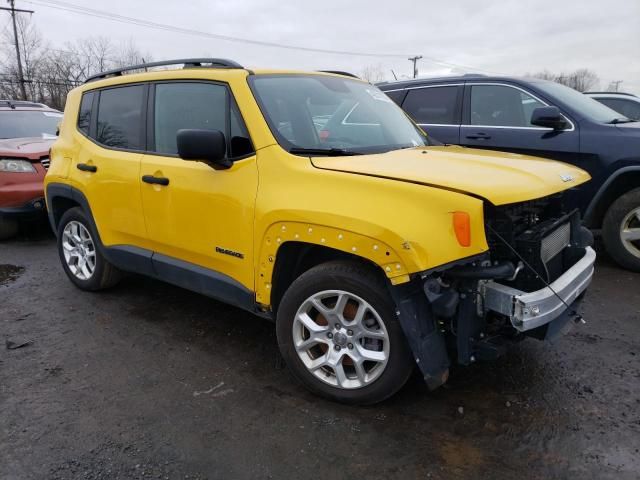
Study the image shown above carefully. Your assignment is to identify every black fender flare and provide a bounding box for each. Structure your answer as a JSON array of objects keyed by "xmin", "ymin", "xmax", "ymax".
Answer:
[
  {"xmin": 45, "ymin": 183, "xmax": 155, "ymax": 277},
  {"xmin": 584, "ymin": 166, "xmax": 640, "ymax": 226}
]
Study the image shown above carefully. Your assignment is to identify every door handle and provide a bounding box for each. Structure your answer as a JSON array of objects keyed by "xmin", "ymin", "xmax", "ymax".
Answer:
[
  {"xmin": 465, "ymin": 133, "xmax": 491, "ymax": 140},
  {"xmin": 142, "ymin": 175, "xmax": 170, "ymax": 186},
  {"xmin": 77, "ymin": 163, "xmax": 97, "ymax": 172}
]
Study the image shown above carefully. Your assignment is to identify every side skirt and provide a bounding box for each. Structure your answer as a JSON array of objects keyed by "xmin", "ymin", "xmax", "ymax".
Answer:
[{"xmin": 104, "ymin": 245, "xmax": 268, "ymax": 318}]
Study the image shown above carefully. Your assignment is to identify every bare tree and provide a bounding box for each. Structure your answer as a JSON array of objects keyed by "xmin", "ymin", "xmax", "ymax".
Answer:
[
  {"xmin": 0, "ymin": 15, "xmax": 151, "ymax": 109},
  {"xmin": 360, "ymin": 64, "xmax": 387, "ymax": 83},
  {"xmin": 529, "ymin": 68, "xmax": 600, "ymax": 92}
]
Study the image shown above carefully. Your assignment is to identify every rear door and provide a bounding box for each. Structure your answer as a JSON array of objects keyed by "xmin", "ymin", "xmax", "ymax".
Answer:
[
  {"xmin": 71, "ymin": 84, "xmax": 148, "ymax": 247},
  {"xmin": 460, "ymin": 83, "xmax": 580, "ymax": 164},
  {"xmin": 398, "ymin": 84, "xmax": 462, "ymax": 144}
]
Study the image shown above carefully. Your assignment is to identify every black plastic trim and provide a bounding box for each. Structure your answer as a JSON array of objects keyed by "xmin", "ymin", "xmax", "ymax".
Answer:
[
  {"xmin": 583, "ymin": 165, "xmax": 640, "ymax": 226},
  {"xmin": 151, "ymin": 253, "xmax": 254, "ymax": 312},
  {"xmin": 388, "ymin": 277, "xmax": 450, "ymax": 389}
]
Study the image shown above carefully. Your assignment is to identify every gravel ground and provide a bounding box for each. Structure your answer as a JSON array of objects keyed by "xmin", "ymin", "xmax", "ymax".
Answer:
[{"xmin": 1, "ymin": 232, "xmax": 639, "ymax": 480}]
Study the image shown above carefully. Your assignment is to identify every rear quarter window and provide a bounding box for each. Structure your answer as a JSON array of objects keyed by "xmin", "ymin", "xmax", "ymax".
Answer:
[{"xmin": 77, "ymin": 91, "xmax": 94, "ymax": 135}]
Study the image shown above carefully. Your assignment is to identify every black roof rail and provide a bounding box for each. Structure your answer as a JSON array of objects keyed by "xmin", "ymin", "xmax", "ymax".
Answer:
[
  {"xmin": 0, "ymin": 99, "xmax": 46, "ymax": 109},
  {"xmin": 84, "ymin": 58, "xmax": 244, "ymax": 84},
  {"xmin": 584, "ymin": 91, "xmax": 637, "ymax": 97},
  {"xmin": 318, "ymin": 70, "xmax": 360, "ymax": 79}
]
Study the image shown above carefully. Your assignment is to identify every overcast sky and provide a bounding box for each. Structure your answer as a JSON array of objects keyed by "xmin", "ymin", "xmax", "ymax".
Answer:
[{"xmin": 8, "ymin": 0, "xmax": 640, "ymax": 94}]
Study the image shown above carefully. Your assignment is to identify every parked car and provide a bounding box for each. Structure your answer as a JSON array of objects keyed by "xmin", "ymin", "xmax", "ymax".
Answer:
[
  {"xmin": 378, "ymin": 76, "xmax": 640, "ymax": 271},
  {"xmin": 45, "ymin": 59, "xmax": 595, "ymax": 404},
  {"xmin": 0, "ymin": 100, "xmax": 62, "ymax": 239},
  {"xmin": 585, "ymin": 92, "xmax": 640, "ymax": 121}
]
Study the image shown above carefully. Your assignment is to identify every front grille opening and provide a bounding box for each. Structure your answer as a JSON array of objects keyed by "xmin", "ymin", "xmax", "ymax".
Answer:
[{"xmin": 485, "ymin": 194, "xmax": 582, "ymax": 292}]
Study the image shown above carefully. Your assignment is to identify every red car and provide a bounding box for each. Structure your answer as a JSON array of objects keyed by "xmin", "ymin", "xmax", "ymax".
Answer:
[{"xmin": 0, "ymin": 100, "xmax": 62, "ymax": 239}]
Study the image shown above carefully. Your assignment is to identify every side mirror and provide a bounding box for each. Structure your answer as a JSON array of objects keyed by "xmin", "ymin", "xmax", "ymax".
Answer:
[
  {"xmin": 177, "ymin": 129, "xmax": 231, "ymax": 168},
  {"xmin": 530, "ymin": 106, "xmax": 567, "ymax": 130}
]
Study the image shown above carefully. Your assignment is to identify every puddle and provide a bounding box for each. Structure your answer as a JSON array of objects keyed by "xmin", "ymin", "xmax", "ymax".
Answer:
[{"xmin": 0, "ymin": 264, "xmax": 25, "ymax": 286}]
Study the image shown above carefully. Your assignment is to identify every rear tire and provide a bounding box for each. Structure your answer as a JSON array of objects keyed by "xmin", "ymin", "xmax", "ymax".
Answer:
[
  {"xmin": 57, "ymin": 207, "xmax": 122, "ymax": 290},
  {"xmin": 602, "ymin": 188, "xmax": 640, "ymax": 272},
  {"xmin": 0, "ymin": 217, "xmax": 19, "ymax": 240},
  {"xmin": 276, "ymin": 260, "xmax": 413, "ymax": 405}
]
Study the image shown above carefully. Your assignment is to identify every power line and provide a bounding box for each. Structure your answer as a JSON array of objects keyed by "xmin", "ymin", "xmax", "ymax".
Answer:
[
  {"xmin": 24, "ymin": 0, "xmax": 508, "ymax": 75},
  {"xmin": 26, "ymin": 0, "xmax": 412, "ymax": 58}
]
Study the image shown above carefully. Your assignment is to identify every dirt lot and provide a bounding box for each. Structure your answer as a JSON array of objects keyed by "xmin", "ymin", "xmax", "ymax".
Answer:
[{"xmin": 1, "ymin": 232, "xmax": 639, "ymax": 480}]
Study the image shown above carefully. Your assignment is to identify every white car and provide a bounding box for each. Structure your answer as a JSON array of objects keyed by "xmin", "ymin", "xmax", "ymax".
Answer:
[{"xmin": 585, "ymin": 92, "xmax": 640, "ymax": 121}]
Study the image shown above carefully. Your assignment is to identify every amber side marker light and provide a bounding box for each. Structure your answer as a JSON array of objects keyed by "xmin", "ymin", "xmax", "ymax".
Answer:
[{"xmin": 453, "ymin": 211, "xmax": 471, "ymax": 247}]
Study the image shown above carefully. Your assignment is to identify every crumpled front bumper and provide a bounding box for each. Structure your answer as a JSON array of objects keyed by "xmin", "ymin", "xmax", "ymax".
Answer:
[{"xmin": 480, "ymin": 246, "xmax": 596, "ymax": 332}]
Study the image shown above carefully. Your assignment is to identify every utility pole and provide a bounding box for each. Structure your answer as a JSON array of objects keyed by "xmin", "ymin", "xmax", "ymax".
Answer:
[
  {"xmin": 408, "ymin": 55, "xmax": 422, "ymax": 79},
  {"xmin": 0, "ymin": 0, "xmax": 34, "ymax": 100},
  {"xmin": 608, "ymin": 80, "xmax": 623, "ymax": 92}
]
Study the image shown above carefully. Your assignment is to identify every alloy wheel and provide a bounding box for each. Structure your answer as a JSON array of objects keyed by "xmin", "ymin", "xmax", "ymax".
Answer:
[
  {"xmin": 292, "ymin": 290, "xmax": 390, "ymax": 389},
  {"xmin": 621, "ymin": 207, "xmax": 640, "ymax": 258},
  {"xmin": 61, "ymin": 221, "xmax": 96, "ymax": 280}
]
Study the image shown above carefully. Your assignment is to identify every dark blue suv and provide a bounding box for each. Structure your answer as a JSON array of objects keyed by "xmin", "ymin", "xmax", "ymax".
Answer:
[{"xmin": 378, "ymin": 75, "xmax": 640, "ymax": 271}]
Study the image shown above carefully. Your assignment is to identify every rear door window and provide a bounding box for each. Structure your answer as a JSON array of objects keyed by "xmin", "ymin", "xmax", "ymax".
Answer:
[
  {"xmin": 402, "ymin": 86, "xmax": 460, "ymax": 125},
  {"xmin": 95, "ymin": 85, "xmax": 145, "ymax": 149}
]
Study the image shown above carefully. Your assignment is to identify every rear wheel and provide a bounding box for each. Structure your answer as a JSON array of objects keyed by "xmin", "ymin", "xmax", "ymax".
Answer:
[
  {"xmin": 57, "ymin": 207, "xmax": 122, "ymax": 290},
  {"xmin": 276, "ymin": 260, "xmax": 413, "ymax": 405},
  {"xmin": 0, "ymin": 217, "xmax": 19, "ymax": 240},
  {"xmin": 603, "ymin": 188, "xmax": 640, "ymax": 272}
]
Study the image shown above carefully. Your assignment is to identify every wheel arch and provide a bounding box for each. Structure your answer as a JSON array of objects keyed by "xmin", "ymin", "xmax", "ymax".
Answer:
[
  {"xmin": 584, "ymin": 166, "xmax": 640, "ymax": 228},
  {"xmin": 257, "ymin": 222, "xmax": 412, "ymax": 312},
  {"xmin": 269, "ymin": 242, "xmax": 387, "ymax": 315},
  {"xmin": 45, "ymin": 183, "xmax": 96, "ymax": 236}
]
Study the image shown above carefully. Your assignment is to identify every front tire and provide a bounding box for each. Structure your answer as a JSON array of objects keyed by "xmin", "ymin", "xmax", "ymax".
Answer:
[
  {"xmin": 603, "ymin": 188, "xmax": 640, "ymax": 272},
  {"xmin": 57, "ymin": 207, "xmax": 121, "ymax": 290},
  {"xmin": 276, "ymin": 260, "xmax": 413, "ymax": 405}
]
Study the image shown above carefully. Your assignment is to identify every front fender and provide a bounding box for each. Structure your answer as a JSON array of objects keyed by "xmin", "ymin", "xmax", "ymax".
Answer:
[{"xmin": 255, "ymin": 221, "xmax": 413, "ymax": 305}]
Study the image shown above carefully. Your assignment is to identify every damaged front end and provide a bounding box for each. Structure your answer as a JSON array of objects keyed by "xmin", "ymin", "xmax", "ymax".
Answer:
[{"xmin": 389, "ymin": 193, "xmax": 596, "ymax": 390}]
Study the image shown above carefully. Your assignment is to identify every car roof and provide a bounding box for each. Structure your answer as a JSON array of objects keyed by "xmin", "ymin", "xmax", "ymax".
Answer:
[
  {"xmin": 584, "ymin": 92, "xmax": 638, "ymax": 98},
  {"xmin": 376, "ymin": 74, "xmax": 546, "ymax": 90},
  {"xmin": 0, "ymin": 99, "xmax": 58, "ymax": 111},
  {"xmin": 82, "ymin": 58, "xmax": 363, "ymax": 86}
]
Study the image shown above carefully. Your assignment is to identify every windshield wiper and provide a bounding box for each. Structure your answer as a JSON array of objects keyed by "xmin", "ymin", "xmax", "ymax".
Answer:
[
  {"xmin": 288, "ymin": 147, "xmax": 362, "ymax": 156},
  {"xmin": 609, "ymin": 117, "xmax": 636, "ymax": 124}
]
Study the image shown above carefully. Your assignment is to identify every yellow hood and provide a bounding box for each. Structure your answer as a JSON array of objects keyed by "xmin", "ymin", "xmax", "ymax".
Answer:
[{"xmin": 311, "ymin": 145, "xmax": 591, "ymax": 205}]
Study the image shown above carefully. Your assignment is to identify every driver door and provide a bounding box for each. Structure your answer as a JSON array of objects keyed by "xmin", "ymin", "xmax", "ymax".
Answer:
[
  {"xmin": 460, "ymin": 83, "xmax": 580, "ymax": 163},
  {"xmin": 140, "ymin": 81, "xmax": 257, "ymax": 291}
]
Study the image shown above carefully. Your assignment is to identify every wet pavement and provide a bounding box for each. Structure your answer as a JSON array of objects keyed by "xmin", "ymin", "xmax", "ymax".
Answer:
[{"xmin": 1, "ymin": 232, "xmax": 639, "ymax": 479}]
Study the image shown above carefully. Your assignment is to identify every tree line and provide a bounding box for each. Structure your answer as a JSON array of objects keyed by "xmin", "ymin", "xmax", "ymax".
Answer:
[{"xmin": 1, "ymin": 15, "xmax": 150, "ymax": 110}]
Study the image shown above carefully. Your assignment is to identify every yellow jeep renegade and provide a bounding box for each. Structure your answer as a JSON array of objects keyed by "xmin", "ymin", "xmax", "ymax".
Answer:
[{"xmin": 45, "ymin": 58, "xmax": 596, "ymax": 404}]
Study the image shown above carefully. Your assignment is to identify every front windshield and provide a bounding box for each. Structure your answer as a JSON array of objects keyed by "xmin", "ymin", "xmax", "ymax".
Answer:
[
  {"xmin": 535, "ymin": 81, "xmax": 629, "ymax": 123},
  {"xmin": 0, "ymin": 110, "xmax": 62, "ymax": 139},
  {"xmin": 250, "ymin": 75, "xmax": 428, "ymax": 154}
]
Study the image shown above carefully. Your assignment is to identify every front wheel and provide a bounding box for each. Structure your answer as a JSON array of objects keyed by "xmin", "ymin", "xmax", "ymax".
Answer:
[
  {"xmin": 603, "ymin": 188, "xmax": 640, "ymax": 272},
  {"xmin": 276, "ymin": 261, "xmax": 413, "ymax": 405}
]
